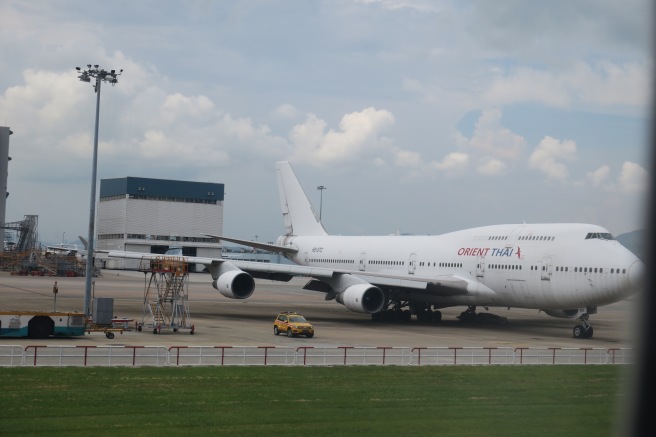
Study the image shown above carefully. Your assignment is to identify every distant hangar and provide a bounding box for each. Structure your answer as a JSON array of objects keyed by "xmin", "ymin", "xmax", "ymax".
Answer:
[{"xmin": 96, "ymin": 176, "xmax": 224, "ymax": 272}]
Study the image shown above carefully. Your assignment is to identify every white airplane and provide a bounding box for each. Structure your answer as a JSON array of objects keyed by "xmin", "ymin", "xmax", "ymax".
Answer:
[
  {"xmin": 46, "ymin": 236, "xmax": 89, "ymax": 261},
  {"xmin": 107, "ymin": 161, "xmax": 644, "ymax": 338}
]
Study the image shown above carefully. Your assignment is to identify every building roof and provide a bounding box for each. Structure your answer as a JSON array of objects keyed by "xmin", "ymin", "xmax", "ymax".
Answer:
[{"xmin": 100, "ymin": 177, "xmax": 224, "ymax": 202}]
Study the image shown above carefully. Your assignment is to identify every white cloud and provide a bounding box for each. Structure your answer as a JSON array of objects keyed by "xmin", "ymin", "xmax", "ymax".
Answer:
[
  {"xmin": 587, "ymin": 165, "xmax": 610, "ymax": 187},
  {"xmin": 477, "ymin": 158, "xmax": 506, "ymax": 176},
  {"xmin": 528, "ymin": 136, "xmax": 577, "ymax": 182},
  {"xmin": 393, "ymin": 148, "xmax": 421, "ymax": 167},
  {"xmin": 0, "ymin": 69, "xmax": 86, "ymax": 134},
  {"xmin": 484, "ymin": 61, "xmax": 651, "ymax": 111},
  {"xmin": 356, "ymin": 0, "xmax": 439, "ymax": 12},
  {"xmin": 431, "ymin": 152, "xmax": 469, "ymax": 172},
  {"xmin": 617, "ymin": 161, "xmax": 648, "ymax": 193},
  {"xmin": 288, "ymin": 107, "xmax": 395, "ymax": 165},
  {"xmin": 272, "ymin": 103, "xmax": 299, "ymax": 118},
  {"xmin": 161, "ymin": 93, "xmax": 214, "ymax": 123},
  {"xmin": 461, "ymin": 108, "xmax": 526, "ymax": 160},
  {"xmin": 484, "ymin": 69, "xmax": 571, "ymax": 108}
]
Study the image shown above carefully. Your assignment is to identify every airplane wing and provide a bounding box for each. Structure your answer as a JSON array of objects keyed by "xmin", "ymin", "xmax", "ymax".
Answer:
[
  {"xmin": 47, "ymin": 245, "xmax": 78, "ymax": 254},
  {"xmin": 202, "ymin": 233, "xmax": 298, "ymax": 255},
  {"xmin": 231, "ymin": 260, "xmax": 495, "ymax": 297},
  {"xmin": 105, "ymin": 250, "xmax": 493, "ymax": 297}
]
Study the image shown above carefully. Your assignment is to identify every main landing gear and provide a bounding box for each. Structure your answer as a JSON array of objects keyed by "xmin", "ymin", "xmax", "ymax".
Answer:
[
  {"xmin": 572, "ymin": 313, "xmax": 594, "ymax": 339},
  {"xmin": 371, "ymin": 302, "xmax": 442, "ymax": 323},
  {"xmin": 457, "ymin": 306, "xmax": 508, "ymax": 324}
]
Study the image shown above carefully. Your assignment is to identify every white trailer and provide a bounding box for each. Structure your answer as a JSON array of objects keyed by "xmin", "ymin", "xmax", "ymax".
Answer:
[{"xmin": 0, "ymin": 311, "xmax": 86, "ymax": 338}]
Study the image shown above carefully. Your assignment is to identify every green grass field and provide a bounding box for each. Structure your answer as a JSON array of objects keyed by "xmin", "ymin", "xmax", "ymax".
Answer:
[{"xmin": 0, "ymin": 365, "xmax": 630, "ymax": 436}]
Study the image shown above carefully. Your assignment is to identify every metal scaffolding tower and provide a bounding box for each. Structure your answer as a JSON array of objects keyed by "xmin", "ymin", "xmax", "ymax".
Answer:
[{"xmin": 138, "ymin": 256, "xmax": 194, "ymax": 335}]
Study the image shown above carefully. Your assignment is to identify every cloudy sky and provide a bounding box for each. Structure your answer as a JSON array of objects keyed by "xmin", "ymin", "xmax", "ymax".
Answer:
[{"xmin": 0, "ymin": 0, "xmax": 652, "ymax": 246}]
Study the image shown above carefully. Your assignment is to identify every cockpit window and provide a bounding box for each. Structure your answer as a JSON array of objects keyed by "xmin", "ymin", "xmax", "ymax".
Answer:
[{"xmin": 584, "ymin": 232, "xmax": 615, "ymax": 240}]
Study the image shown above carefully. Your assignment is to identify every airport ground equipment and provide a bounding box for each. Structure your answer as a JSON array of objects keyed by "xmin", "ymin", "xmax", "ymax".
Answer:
[
  {"xmin": 0, "ymin": 310, "xmax": 86, "ymax": 338},
  {"xmin": 85, "ymin": 318, "xmax": 132, "ymax": 339},
  {"xmin": 84, "ymin": 297, "xmax": 132, "ymax": 339},
  {"xmin": 138, "ymin": 256, "xmax": 195, "ymax": 335}
]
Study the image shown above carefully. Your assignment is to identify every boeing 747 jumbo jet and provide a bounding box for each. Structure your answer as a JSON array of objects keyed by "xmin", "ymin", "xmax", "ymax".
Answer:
[{"xmin": 107, "ymin": 161, "xmax": 644, "ymax": 338}]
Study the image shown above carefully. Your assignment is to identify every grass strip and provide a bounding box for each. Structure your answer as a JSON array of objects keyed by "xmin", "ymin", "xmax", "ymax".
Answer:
[{"xmin": 0, "ymin": 365, "xmax": 629, "ymax": 436}]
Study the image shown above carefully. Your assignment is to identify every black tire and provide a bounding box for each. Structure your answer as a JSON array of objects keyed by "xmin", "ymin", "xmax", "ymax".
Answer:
[
  {"xmin": 584, "ymin": 327, "xmax": 594, "ymax": 338},
  {"xmin": 287, "ymin": 329, "xmax": 294, "ymax": 338},
  {"xmin": 432, "ymin": 310, "xmax": 442, "ymax": 323},
  {"xmin": 274, "ymin": 326, "xmax": 279, "ymax": 335},
  {"xmin": 573, "ymin": 325, "xmax": 585, "ymax": 338},
  {"xmin": 137, "ymin": 325, "xmax": 143, "ymax": 332},
  {"xmin": 153, "ymin": 328, "xmax": 158, "ymax": 334},
  {"xmin": 106, "ymin": 332, "xmax": 115, "ymax": 339},
  {"xmin": 307, "ymin": 333, "xmax": 314, "ymax": 338}
]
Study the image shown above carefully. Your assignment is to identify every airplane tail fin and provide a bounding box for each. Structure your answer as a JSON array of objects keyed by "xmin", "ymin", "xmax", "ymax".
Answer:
[
  {"xmin": 276, "ymin": 161, "xmax": 328, "ymax": 237},
  {"xmin": 78, "ymin": 236, "xmax": 88, "ymax": 249}
]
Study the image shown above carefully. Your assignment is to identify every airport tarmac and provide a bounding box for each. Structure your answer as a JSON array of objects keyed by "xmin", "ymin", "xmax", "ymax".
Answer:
[{"xmin": 0, "ymin": 269, "xmax": 638, "ymax": 350}]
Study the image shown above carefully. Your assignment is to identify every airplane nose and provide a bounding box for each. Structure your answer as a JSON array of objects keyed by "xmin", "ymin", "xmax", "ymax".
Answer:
[{"xmin": 628, "ymin": 260, "xmax": 645, "ymax": 291}]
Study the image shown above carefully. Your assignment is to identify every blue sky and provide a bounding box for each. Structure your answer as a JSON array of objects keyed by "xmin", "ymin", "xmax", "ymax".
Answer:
[{"xmin": 0, "ymin": 0, "xmax": 651, "ymax": 245}]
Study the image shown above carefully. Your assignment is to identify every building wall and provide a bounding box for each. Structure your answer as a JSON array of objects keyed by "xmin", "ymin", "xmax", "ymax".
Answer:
[
  {"xmin": 96, "ymin": 177, "xmax": 224, "ymax": 272},
  {"xmin": 0, "ymin": 127, "xmax": 11, "ymax": 252}
]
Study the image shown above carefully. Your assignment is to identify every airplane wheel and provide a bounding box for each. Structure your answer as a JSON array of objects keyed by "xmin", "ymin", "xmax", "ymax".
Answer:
[
  {"xmin": 573, "ymin": 325, "xmax": 585, "ymax": 338},
  {"xmin": 274, "ymin": 326, "xmax": 279, "ymax": 335},
  {"xmin": 585, "ymin": 327, "xmax": 594, "ymax": 338},
  {"xmin": 432, "ymin": 310, "xmax": 442, "ymax": 323}
]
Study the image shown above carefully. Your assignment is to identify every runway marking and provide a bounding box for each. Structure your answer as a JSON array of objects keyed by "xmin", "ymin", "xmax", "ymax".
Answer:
[{"xmin": 0, "ymin": 282, "xmax": 51, "ymax": 297}]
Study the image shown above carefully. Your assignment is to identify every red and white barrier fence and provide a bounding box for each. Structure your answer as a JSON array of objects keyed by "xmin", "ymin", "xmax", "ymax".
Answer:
[{"xmin": 0, "ymin": 345, "xmax": 634, "ymax": 367}]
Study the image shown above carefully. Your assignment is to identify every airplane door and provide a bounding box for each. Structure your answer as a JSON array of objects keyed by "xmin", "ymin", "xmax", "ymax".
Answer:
[
  {"xmin": 540, "ymin": 257, "xmax": 553, "ymax": 281},
  {"xmin": 359, "ymin": 252, "xmax": 367, "ymax": 271},
  {"xmin": 505, "ymin": 225, "xmax": 525, "ymax": 249},
  {"xmin": 476, "ymin": 255, "xmax": 486, "ymax": 278},
  {"xmin": 408, "ymin": 253, "xmax": 417, "ymax": 275}
]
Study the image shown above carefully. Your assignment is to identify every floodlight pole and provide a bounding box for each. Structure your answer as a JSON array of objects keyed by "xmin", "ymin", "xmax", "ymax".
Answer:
[
  {"xmin": 317, "ymin": 185, "xmax": 326, "ymax": 221},
  {"xmin": 77, "ymin": 65, "xmax": 122, "ymax": 318}
]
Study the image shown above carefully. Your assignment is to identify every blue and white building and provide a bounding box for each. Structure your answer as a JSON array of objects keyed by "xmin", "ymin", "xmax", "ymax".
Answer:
[{"xmin": 96, "ymin": 176, "xmax": 224, "ymax": 272}]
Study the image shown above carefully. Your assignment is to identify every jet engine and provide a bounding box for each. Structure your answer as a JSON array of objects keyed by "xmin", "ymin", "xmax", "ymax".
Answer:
[
  {"xmin": 212, "ymin": 270, "xmax": 255, "ymax": 299},
  {"xmin": 336, "ymin": 284, "xmax": 385, "ymax": 314}
]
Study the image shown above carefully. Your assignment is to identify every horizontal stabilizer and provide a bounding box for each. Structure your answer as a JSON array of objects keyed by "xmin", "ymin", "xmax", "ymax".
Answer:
[{"xmin": 203, "ymin": 234, "xmax": 298, "ymax": 255}]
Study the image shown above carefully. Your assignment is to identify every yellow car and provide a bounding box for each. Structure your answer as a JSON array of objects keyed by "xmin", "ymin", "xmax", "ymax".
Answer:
[{"xmin": 274, "ymin": 312, "xmax": 314, "ymax": 338}]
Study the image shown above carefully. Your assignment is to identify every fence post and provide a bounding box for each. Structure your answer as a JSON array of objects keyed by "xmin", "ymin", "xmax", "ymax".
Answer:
[
  {"xmin": 338, "ymin": 346, "xmax": 353, "ymax": 365},
  {"xmin": 412, "ymin": 347, "xmax": 426, "ymax": 365},
  {"xmin": 213, "ymin": 346, "xmax": 233, "ymax": 366},
  {"xmin": 125, "ymin": 346, "xmax": 144, "ymax": 366},
  {"xmin": 296, "ymin": 346, "xmax": 313, "ymax": 366},
  {"xmin": 24, "ymin": 345, "xmax": 46, "ymax": 367},
  {"xmin": 76, "ymin": 345, "xmax": 97, "ymax": 367},
  {"xmin": 168, "ymin": 346, "xmax": 188, "ymax": 366},
  {"xmin": 258, "ymin": 346, "xmax": 274, "ymax": 366}
]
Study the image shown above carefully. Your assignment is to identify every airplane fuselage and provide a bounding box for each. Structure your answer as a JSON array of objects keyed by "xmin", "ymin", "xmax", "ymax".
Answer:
[{"xmin": 281, "ymin": 223, "xmax": 642, "ymax": 311}]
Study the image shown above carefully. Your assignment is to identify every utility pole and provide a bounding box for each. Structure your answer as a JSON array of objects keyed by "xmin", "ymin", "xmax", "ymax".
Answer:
[
  {"xmin": 317, "ymin": 185, "xmax": 327, "ymax": 221},
  {"xmin": 76, "ymin": 65, "xmax": 122, "ymax": 317}
]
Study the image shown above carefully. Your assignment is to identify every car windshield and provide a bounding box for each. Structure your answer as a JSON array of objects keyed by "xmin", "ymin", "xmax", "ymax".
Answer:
[{"xmin": 289, "ymin": 316, "xmax": 307, "ymax": 323}]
